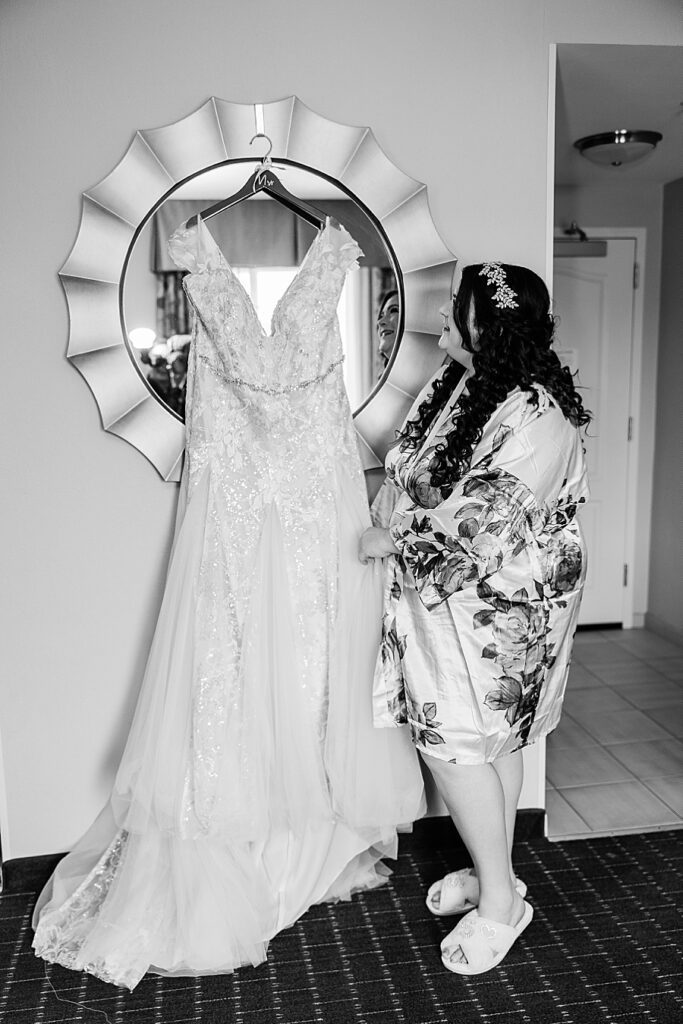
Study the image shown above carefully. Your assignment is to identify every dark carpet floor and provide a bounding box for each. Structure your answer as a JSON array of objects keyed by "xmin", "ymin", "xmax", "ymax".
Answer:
[{"xmin": 1, "ymin": 819, "xmax": 681, "ymax": 1024}]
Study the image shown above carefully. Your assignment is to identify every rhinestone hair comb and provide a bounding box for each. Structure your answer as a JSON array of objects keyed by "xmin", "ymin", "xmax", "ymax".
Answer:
[{"xmin": 478, "ymin": 262, "xmax": 518, "ymax": 310}]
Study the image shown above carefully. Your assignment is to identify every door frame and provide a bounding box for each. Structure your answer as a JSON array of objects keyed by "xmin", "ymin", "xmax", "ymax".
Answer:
[
  {"xmin": 517, "ymin": 47, "xmax": 652, "ymax": 818},
  {"xmin": 547, "ymin": 43, "xmax": 650, "ymax": 631},
  {"xmin": 550, "ymin": 228, "xmax": 647, "ymax": 630}
]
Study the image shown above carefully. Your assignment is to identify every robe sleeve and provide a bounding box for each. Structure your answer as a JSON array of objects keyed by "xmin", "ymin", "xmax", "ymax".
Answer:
[
  {"xmin": 389, "ymin": 403, "xmax": 573, "ymax": 610},
  {"xmin": 370, "ymin": 477, "xmax": 400, "ymax": 528}
]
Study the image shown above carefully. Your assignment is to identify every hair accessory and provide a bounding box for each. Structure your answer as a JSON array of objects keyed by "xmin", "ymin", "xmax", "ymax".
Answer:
[{"xmin": 479, "ymin": 263, "xmax": 518, "ymax": 310}]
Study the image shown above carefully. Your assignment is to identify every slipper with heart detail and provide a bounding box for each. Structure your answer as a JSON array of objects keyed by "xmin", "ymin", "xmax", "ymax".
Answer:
[
  {"xmin": 426, "ymin": 869, "xmax": 527, "ymax": 917},
  {"xmin": 440, "ymin": 901, "xmax": 534, "ymax": 975}
]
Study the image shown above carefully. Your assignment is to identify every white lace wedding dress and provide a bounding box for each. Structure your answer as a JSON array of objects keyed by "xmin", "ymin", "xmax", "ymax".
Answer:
[{"xmin": 32, "ymin": 218, "xmax": 425, "ymax": 989}]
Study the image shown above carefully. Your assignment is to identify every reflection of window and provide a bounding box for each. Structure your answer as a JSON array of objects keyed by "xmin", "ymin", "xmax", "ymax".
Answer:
[
  {"xmin": 232, "ymin": 268, "xmax": 298, "ymax": 333},
  {"xmin": 233, "ymin": 268, "xmax": 376, "ymax": 410},
  {"xmin": 233, "ymin": 268, "xmax": 373, "ymax": 410},
  {"xmin": 340, "ymin": 270, "xmax": 371, "ymax": 409}
]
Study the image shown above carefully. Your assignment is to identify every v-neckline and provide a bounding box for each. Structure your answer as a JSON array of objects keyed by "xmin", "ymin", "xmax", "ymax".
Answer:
[{"xmin": 195, "ymin": 215, "xmax": 332, "ymax": 340}]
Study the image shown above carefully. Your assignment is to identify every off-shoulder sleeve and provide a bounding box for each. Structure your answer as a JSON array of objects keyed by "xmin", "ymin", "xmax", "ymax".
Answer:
[
  {"xmin": 323, "ymin": 222, "xmax": 363, "ymax": 273},
  {"xmin": 390, "ymin": 400, "xmax": 576, "ymax": 610},
  {"xmin": 167, "ymin": 223, "xmax": 202, "ymax": 273}
]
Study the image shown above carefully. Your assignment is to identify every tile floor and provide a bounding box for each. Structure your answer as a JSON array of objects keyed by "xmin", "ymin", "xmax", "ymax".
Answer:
[{"xmin": 546, "ymin": 626, "xmax": 683, "ymax": 840}]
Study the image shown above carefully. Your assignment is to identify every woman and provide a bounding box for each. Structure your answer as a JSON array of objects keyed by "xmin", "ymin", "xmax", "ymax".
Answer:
[
  {"xmin": 376, "ymin": 289, "xmax": 400, "ymax": 365},
  {"xmin": 360, "ymin": 262, "xmax": 590, "ymax": 975}
]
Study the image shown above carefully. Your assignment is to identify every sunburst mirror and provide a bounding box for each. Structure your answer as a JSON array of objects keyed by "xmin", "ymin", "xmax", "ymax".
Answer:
[{"xmin": 61, "ymin": 96, "xmax": 457, "ymax": 482}]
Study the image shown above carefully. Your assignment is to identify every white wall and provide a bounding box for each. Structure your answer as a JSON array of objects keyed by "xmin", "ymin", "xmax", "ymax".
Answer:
[
  {"xmin": 2, "ymin": 0, "xmax": 682, "ymax": 859},
  {"xmin": 648, "ymin": 177, "xmax": 683, "ymax": 644}
]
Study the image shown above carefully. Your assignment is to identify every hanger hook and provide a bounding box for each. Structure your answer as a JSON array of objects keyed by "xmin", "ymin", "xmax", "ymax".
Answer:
[{"xmin": 250, "ymin": 132, "xmax": 273, "ymax": 163}]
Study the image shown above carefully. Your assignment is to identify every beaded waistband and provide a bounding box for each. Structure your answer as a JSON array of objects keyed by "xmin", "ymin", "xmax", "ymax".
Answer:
[{"xmin": 197, "ymin": 353, "xmax": 344, "ymax": 395}]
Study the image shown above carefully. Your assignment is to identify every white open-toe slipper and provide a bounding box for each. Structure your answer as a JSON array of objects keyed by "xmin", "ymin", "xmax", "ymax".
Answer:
[{"xmin": 440, "ymin": 901, "xmax": 534, "ymax": 975}]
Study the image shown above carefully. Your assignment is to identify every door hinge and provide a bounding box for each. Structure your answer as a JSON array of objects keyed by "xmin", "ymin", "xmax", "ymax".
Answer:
[
  {"xmin": 627, "ymin": 416, "xmax": 633, "ymax": 441},
  {"xmin": 633, "ymin": 262, "xmax": 640, "ymax": 289},
  {"xmin": 623, "ymin": 564, "xmax": 628, "ymax": 587}
]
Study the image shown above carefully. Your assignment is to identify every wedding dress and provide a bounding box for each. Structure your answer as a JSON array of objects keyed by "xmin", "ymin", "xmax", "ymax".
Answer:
[{"xmin": 32, "ymin": 218, "xmax": 425, "ymax": 989}]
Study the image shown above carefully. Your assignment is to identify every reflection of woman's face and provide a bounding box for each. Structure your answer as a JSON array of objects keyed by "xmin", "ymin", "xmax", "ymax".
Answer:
[{"xmin": 377, "ymin": 295, "xmax": 400, "ymax": 359}]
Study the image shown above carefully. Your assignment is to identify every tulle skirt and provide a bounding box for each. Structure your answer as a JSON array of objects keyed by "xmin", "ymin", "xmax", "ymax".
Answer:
[{"xmin": 32, "ymin": 464, "xmax": 425, "ymax": 989}]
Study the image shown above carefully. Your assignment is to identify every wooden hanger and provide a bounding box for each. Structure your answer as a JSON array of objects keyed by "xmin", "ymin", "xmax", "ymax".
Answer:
[{"xmin": 186, "ymin": 134, "xmax": 328, "ymax": 231}]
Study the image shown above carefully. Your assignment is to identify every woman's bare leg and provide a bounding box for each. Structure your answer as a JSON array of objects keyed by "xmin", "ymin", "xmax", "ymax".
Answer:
[
  {"xmin": 424, "ymin": 754, "xmax": 525, "ymax": 964},
  {"xmin": 492, "ymin": 749, "xmax": 524, "ymax": 865},
  {"xmin": 430, "ymin": 749, "xmax": 523, "ymax": 909}
]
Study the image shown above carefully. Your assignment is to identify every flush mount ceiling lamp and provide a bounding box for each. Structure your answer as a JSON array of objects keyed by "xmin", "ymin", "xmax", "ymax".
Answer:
[{"xmin": 574, "ymin": 129, "xmax": 663, "ymax": 167}]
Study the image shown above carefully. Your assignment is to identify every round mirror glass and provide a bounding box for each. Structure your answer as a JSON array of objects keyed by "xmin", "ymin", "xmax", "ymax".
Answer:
[{"xmin": 122, "ymin": 161, "xmax": 400, "ymax": 421}]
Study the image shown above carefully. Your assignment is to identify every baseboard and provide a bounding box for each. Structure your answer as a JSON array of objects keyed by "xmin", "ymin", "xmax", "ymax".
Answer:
[
  {"xmin": 1, "ymin": 852, "xmax": 64, "ymax": 894},
  {"xmin": 576, "ymin": 622, "xmax": 621, "ymax": 632},
  {"xmin": 514, "ymin": 808, "xmax": 546, "ymax": 841},
  {"xmin": 644, "ymin": 612, "xmax": 683, "ymax": 649},
  {"xmin": 413, "ymin": 808, "xmax": 545, "ymax": 848}
]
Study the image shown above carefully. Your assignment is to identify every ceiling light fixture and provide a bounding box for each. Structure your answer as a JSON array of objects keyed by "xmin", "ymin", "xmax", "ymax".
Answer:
[{"xmin": 574, "ymin": 129, "xmax": 663, "ymax": 167}]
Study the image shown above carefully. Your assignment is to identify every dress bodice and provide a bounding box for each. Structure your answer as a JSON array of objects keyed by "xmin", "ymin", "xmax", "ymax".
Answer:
[
  {"xmin": 168, "ymin": 217, "xmax": 360, "ymax": 396},
  {"xmin": 168, "ymin": 218, "xmax": 363, "ymax": 504}
]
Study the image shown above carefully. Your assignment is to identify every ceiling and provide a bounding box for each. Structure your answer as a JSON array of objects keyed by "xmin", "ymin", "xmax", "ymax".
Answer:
[
  {"xmin": 171, "ymin": 46, "xmax": 682, "ymax": 197},
  {"xmin": 555, "ymin": 44, "xmax": 683, "ymax": 187}
]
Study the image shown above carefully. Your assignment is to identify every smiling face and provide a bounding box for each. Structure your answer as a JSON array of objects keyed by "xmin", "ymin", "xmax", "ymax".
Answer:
[
  {"xmin": 437, "ymin": 294, "xmax": 476, "ymax": 372},
  {"xmin": 376, "ymin": 292, "xmax": 400, "ymax": 359}
]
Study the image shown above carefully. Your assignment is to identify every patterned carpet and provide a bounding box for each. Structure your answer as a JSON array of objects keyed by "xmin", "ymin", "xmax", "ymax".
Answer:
[{"xmin": 1, "ymin": 818, "xmax": 681, "ymax": 1024}]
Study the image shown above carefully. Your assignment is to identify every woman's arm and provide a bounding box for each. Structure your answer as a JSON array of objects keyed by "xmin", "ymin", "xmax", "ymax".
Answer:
[
  {"xmin": 369, "ymin": 476, "xmax": 400, "ymax": 527},
  {"xmin": 390, "ymin": 407, "xmax": 573, "ymax": 609}
]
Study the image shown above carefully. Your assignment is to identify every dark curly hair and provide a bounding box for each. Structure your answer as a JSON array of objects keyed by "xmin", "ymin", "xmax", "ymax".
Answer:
[{"xmin": 395, "ymin": 263, "xmax": 591, "ymax": 494}]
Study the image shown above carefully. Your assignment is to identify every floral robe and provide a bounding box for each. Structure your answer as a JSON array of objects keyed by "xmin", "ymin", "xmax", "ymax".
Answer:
[{"xmin": 371, "ymin": 371, "xmax": 588, "ymax": 764}]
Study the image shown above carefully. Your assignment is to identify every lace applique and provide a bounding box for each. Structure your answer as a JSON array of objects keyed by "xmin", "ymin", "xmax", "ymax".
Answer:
[{"xmin": 32, "ymin": 831, "xmax": 147, "ymax": 990}]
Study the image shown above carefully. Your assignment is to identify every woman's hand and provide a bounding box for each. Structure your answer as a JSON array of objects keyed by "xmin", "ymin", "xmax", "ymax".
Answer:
[{"xmin": 358, "ymin": 527, "xmax": 399, "ymax": 564}]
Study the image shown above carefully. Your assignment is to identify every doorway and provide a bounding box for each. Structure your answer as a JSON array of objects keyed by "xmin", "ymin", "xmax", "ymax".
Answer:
[
  {"xmin": 553, "ymin": 235, "xmax": 637, "ymax": 625},
  {"xmin": 546, "ymin": 37, "xmax": 683, "ymax": 837}
]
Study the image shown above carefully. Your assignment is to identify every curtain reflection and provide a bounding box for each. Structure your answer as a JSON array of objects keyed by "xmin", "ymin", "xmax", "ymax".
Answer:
[{"xmin": 156, "ymin": 272, "xmax": 191, "ymax": 340}]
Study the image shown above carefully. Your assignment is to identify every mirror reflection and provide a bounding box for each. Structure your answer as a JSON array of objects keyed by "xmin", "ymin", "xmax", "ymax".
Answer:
[
  {"xmin": 122, "ymin": 163, "xmax": 399, "ymax": 419},
  {"xmin": 376, "ymin": 289, "xmax": 400, "ymax": 370}
]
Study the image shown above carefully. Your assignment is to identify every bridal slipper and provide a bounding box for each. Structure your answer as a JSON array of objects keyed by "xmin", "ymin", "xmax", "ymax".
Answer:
[
  {"xmin": 426, "ymin": 868, "xmax": 527, "ymax": 917},
  {"xmin": 440, "ymin": 901, "xmax": 534, "ymax": 975}
]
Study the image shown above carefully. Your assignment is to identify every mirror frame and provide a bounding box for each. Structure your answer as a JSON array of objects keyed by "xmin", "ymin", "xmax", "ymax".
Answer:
[{"xmin": 61, "ymin": 96, "xmax": 457, "ymax": 480}]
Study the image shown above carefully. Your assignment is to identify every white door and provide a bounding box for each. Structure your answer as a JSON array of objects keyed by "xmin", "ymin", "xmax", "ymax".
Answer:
[{"xmin": 553, "ymin": 238, "xmax": 636, "ymax": 624}]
